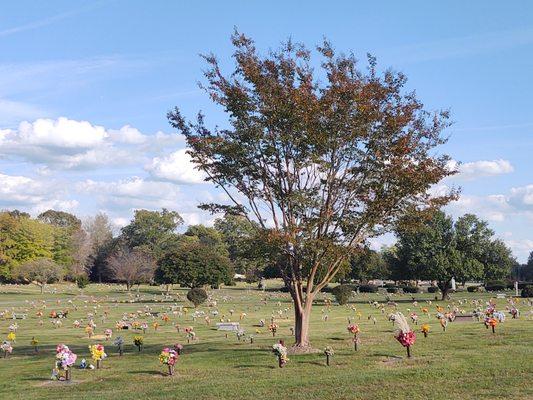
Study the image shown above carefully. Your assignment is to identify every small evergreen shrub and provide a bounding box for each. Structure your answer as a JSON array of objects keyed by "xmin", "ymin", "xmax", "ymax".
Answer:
[
  {"xmin": 187, "ymin": 287, "xmax": 208, "ymax": 307},
  {"xmin": 427, "ymin": 286, "xmax": 439, "ymax": 293},
  {"xmin": 331, "ymin": 284, "xmax": 354, "ymax": 305},
  {"xmin": 521, "ymin": 285, "xmax": 533, "ymax": 298},
  {"xmin": 484, "ymin": 280, "xmax": 507, "ymax": 291}
]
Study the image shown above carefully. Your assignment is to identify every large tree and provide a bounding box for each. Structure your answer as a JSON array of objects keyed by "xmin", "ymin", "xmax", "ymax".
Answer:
[
  {"xmin": 107, "ymin": 245, "xmax": 156, "ymax": 291},
  {"xmin": 17, "ymin": 258, "xmax": 64, "ymax": 293},
  {"xmin": 121, "ymin": 209, "xmax": 183, "ymax": 259},
  {"xmin": 85, "ymin": 212, "xmax": 114, "ymax": 282},
  {"xmin": 156, "ymin": 241, "xmax": 234, "ymax": 289},
  {"xmin": 168, "ymin": 32, "xmax": 455, "ymax": 349},
  {"xmin": 393, "ymin": 212, "xmax": 509, "ymax": 299}
]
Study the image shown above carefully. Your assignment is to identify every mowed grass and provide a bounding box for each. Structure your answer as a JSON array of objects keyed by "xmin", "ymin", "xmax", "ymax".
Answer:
[{"xmin": 0, "ymin": 282, "xmax": 531, "ymax": 400}]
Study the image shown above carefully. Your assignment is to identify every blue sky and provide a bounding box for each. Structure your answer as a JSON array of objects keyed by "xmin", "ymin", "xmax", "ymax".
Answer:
[{"xmin": 0, "ymin": 1, "xmax": 532, "ymax": 261}]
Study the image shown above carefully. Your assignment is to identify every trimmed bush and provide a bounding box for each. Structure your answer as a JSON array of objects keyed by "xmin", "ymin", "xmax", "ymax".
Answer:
[
  {"xmin": 521, "ymin": 285, "xmax": 533, "ymax": 298},
  {"xmin": 386, "ymin": 287, "xmax": 399, "ymax": 293},
  {"xmin": 401, "ymin": 285, "xmax": 419, "ymax": 293},
  {"xmin": 384, "ymin": 283, "xmax": 396, "ymax": 289},
  {"xmin": 467, "ymin": 286, "xmax": 480, "ymax": 293},
  {"xmin": 484, "ymin": 280, "xmax": 507, "ymax": 292},
  {"xmin": 427, "ymin": 286, "xmax": 439, "ymax": 293},
  {"xmin": 76, "ymin": 275, "xmax": 89, "ymax": 289},
  {"xmin": 359, "ymin": 284, "xmax": 378, "ymax": 293},
  {"xmin": 331, "ymin": 284, "xmax": 354, "ymax": 305},
  {"xmin": 187, "ymin": 287, "xmax": 208, "ymax": 307}
]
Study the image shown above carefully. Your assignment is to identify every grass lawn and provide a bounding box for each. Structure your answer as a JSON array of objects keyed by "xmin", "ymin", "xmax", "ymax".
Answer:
[{"xmin": 0, "ymin": 282, "xmax": 531, "ymax": 400}]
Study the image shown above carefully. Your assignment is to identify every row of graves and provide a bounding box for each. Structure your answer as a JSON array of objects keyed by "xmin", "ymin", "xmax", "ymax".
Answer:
[{"xmin": 0, "ymin": 287, "xmax": 531, "ymax": 382}]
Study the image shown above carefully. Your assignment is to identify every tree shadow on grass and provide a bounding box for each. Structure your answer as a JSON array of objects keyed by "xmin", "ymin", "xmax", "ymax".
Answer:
[{"xmin": 234, "ymin": 364, "xmax": 276, "ymax": 369}]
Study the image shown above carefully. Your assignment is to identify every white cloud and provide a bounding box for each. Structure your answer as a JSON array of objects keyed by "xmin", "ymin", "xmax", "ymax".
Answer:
[
  {"xmin": 0, "ymin": 171, "xmax": 77, "ymax": 214},
  {"xmin": 447, "ymin": 159, "xmax": 514, "ymax": 180},
  {"xmin": 0, "ymin": 117, "xmax": 181, "ymax": 170},
  {"xmin": 146, "ymin": 149, "xmax": 206, "ymax": 184}
]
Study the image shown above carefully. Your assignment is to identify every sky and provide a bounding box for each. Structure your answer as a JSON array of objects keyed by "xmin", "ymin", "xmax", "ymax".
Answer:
[{"xmin": 0, "ymin": 1, "xmax": 532, "ymax": 262}]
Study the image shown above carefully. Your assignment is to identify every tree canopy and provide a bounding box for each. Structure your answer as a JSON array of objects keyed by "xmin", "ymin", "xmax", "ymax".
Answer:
[{"xmin": 168, "ymin": 32, "xmax": 456, "ymax": 348}]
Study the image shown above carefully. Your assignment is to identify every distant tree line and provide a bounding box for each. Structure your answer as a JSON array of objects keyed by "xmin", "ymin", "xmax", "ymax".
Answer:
[{"xmin": 0, "ymin": 208, "xmax": 526, "ymax": 294}]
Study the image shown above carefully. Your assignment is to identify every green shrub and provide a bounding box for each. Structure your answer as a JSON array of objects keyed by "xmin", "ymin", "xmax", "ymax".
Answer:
[
  {"xmin": 187, "ymin": 287, "xmax": 208, "ymax": 307},
  {"xmin": 386, "ymin": 287, "xmax": 398, "ymax": 293},
  {"xmin": 467, "ymin": 286, "xmax": 480, "ymax": 292},
  {"xmin": 384, "ymin": 283, "xmax": 396, "ymax": 289},
  {"xmin": 359, "ymin": 284, "xmax": 378, "ymax": 293},
  {"xmin": 401, "ymin": 285, "xmax": 419, "ymax": 293},
  {"xmin": 484, "ymin": 280, "xmax": 507, "ymax": 291},
  {"xmin": 331, "ymin": 284, "xmax": 354, "ymax": 305},
  {"xmin": 427, "ymin": 286, "xmax": 439, "ymax": 293},
  {"xmin": 521, "ymin": 285, "xmax": 533, "ymax": 298},
  {"xmin": 76, "ymin": 275, "xmax": 89, "ymax": 289}
]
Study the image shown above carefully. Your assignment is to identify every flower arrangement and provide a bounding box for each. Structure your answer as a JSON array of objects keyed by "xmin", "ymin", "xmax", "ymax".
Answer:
[
  {"xmin": 236, "ymin": 329, "xmax": 246, "ymax": 341},
  {"xmin": 510, "ymin": 308, "xmax": 519, "ymax": 319},
  {"xmin": 392, "ymin": 312, "xmax": 416, "ymax": 358},
  {"xmin": 85, "ymin": 325, "xmax": 94, "ymax": 338},
  {"xmin": 161, "ymin": 314, "xmax": 170, "ymax": 323},
  {"xmin": 410, "ymin": 313, "xmax": 419, "ymax": 324},
  {"xmin": 1, "ymin": 340, "xmax": 13, "ymax": 358},
  {"xmin": 113, "ymin": 336, "xmax": 124, "ymax": 356},
  {"xmin": 159, "ymin": 347, "xmax": 179, "ymax": 375},
  {"xmin": 272, "ymin": 341, "xmax": 288, "ymax": 368},
  {"xmin": 8, "ymin": 323, "xmax": 18, "ymax": 332},
  {"xmin": 6, "ymin": 332, "xmax": 16, "ymax": 342},
  {"xmin": 152, "ymin": 321, "xmax": 160, "ymax": 331},
  {"xmin": 173, "ymin": 343, "xmax": 183, "ymax": 355},
  {"xmin": 141, "ymin": 322, "xmax": 148, "ymax": 333},
  {"xmin": 54, "ymin": 344, "xmax": 77, "ymax": 380},
  {"xmin": 347, "ymin": 324, "xmax": 360, "ymax": 351},
  {"xmin": 421, "ymin": 324, "xmax": 430, "ymax": 338},
  {"xmin": 89, "ymin": 344, "xmax": 107, "ymax": 368},
  {"xmin": 269, "ymin": 323, "xmax": 278, "ymax": 337},
  {"xmin": 104, "ymin": 328, "xmax": 113, "ymax": 340},
  {"xmin": 31, "ymin": 337, "xmax": 39, "ymax": 352},
  {"xmin": 73, "ymin": 320, "xmax": 81, "ymax": 328},
  {"xmin": 439, "ymin": 317, "xmax": 448, "ymax": 332},
  {"xmin": 485, "ymin": 317, "xmax": 498, "ymax": 333},
  {"xmin": 324, "ymin": 346, "xmax": 334, "ymax": 366},
  {"xmin": 133, "ymin": 336, "xmax": 144, "ymax": 351}
]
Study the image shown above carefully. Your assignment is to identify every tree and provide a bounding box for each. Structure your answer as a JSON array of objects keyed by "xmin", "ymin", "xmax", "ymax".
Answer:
[
  {"xmin": 349, "ymin": 247, "xmax": 387, "ymax": 283},
  {"xmin": 85, "ymin": 212, "xmax": 114, "ymax": 282},
  {"xmin": 107, "ymin": 245, "xmax": 156, "ymax": 291},
  {"xmin": 37, "ymin": 210, "xmax": 81, "ymax": 230},
  {"xmin": 168, "ymin": 32, "xmax": 455, "ymax": 349},
  {"xmin": 393, "ymin": 211, "xmax": 506, "ymax": 299},
  {"xmin": 157, "ymin": 241, "xmax": 233, "ymax": 288},
  {"xmin": 68, "ymin": 228, "xmax": 93, "ymax": 280},
  {"xmin": 17, "ymin": 258, "xmax": 64, "ymax": 293},
  {"xmin": 481, "ymin": 239, "xmax": 514, "ymax": 281},
  {"xmin": 121, "ymin": 209, "xmax": 183, "ymax": 258}
]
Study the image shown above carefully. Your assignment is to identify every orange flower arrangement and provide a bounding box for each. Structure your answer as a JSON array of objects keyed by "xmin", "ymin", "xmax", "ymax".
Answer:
[{"xmin": 421, "ymin": 324, "xmax": 430, "ymax": 338}]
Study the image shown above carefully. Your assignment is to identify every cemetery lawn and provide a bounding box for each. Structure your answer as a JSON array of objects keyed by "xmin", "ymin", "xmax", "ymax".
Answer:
[{"xmin": 0, "ymin": 282, "xmax": 531, "ymax": 400}]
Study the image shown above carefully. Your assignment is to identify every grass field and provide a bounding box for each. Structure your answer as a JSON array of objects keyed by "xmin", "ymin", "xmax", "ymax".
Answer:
[{"xmin": 0, "ymin": 282, "xmax": 531, "ymax": 400}]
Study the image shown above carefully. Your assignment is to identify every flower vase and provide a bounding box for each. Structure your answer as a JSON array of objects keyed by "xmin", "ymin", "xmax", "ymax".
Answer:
[
  {"xmin": 491, "ymin": 326, "xmax": 495, "ymax": 334},
  {"xmin": 119, "ymin": 345, "xmax": 123, "ymax": 356},
  {"xmin": 326, "ymin": 354, "xmax": 330, "ymax": 366},
  {"xmin": 423, "ymin": 332, "xmax": 427, "ymax": 338},
  {"xmin": 278, "ymin": 355, "xmax": 284, "ymax": 368},
  {"xmin": 97, "ymin": 360, "xmax": 101, "ymax": 369},
  {"xmin": 353, "ymin": 335, "xmax": 358, "ymax": 351},
  {"xmin": 168, "ymin": 365, "xmax": 174, "ymax": 376},
  {"xmin": 65, "ymin": 368, "xmax": 71, "ymax": 381},
  {"xmin": 406, "ymin": 346, "xmax": 411, "ymax": 358}
]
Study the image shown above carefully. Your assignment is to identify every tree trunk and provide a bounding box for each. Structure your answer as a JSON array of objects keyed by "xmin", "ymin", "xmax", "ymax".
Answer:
[
  {"xmin": 40, "ymin": 284, "xmax": 44, "ymax": 294},
  {"xmin": 293, "ymin": 302, "xmax": 312, "ymax": 349},
  {"xmin": 439, "ymin": 280, "xmax": 451, "ymax": 301}
]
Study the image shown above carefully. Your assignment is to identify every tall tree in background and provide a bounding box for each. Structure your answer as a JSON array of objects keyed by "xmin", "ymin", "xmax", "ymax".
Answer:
[
  {"xmin": 168, "ymin": 32, "xmax": 455, "ymax": 349},
  {"xmin": 349, "ymin": 247, "xmax": 388, "ymax": 283},
  {"xmin": 85, "ymin": 213, "xmax": 114, "ymax": 282},
  {"xmin": 121, "ymin": 209, "xmax": 183, "ymax": 259},
  {"xmin": 214, "ymin": 214, "xmax": 267, "ymax": 278},
  {"xmin": 107, "ymin": 245, "xmax": 156, "ymax": 291}
]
